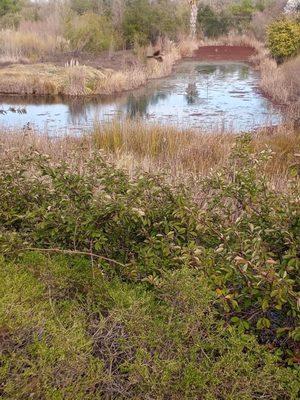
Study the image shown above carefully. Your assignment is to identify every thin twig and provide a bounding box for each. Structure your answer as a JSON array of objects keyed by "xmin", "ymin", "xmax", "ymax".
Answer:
[{"xmin": 11, "ymin": 247, "xmax": 126, "ymax": 268}]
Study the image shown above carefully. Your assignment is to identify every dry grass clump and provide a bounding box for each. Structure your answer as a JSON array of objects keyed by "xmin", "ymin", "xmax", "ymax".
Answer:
[
  {"xmin": 142, "ymin": 38, "xmax": 198, "ymax": 81},
  {"xmin": 0, "ymin": 64, "xmax": 61, "ymax": 95},
  {"xmin": 0, "ymin": 30, "xmax": 48, "ymax": 63},
  {"xmin": 94, "ymin": 67, "xmax": 147, "ymax": 95},
  {"xmin": 90, "ymin": 121, "xmax": 233, "ymax": 176},
  {"xmin": 90, "ymin": 121, "xmax": 300, "ymax": 185},
  {"xmin": 0, "ymin": 64, "xmax": 145, "ymax": 96},
  {"xmin": 0, "ymin": 38, "xmax": 199, "ymax": 96},
  {"xmin": 281, "ymin": 55, "xmax": 300, "ymax": 112},
  {"xmin": 0, "ymin": 14, "xmax": 69, "ymax": 64},
  {"xmin": 177, "ymin": 37, "xmax": 199, "ymax": 57},
  {"xmin": 257, "ymin": 54, "xmax": 300, "ymax": 117},
  {"xmin": 0, "ymin": 29, "xmax": 68, "ymax": 64},
  {"xmin": 1, "ymin": 121, "xmax": 298, "ymax": 189},
  {"xmin": 202, "ymin": 33, "xmax": 261, "ymax": 49}
]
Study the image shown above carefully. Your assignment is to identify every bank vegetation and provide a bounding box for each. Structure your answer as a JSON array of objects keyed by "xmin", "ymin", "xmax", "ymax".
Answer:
[{"xmin": 0, "ymin": 122, "xmax": 299, "ymax": 399}]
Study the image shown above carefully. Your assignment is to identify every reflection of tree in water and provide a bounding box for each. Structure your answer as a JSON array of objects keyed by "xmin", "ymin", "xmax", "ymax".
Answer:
[
  {"xmin": 195, "ymin": 63, "xmax": 249, "ymax": 83},
  {"xmin": 195, "ymin": 64, "xmax": 217, "ymax": 75},
  {"xmin": 185, "ymin": 66, "xmax": 199, "ymax": 105},
  {"xmin": 67, "ymin": 98, "xmax": 94, "ymax": 124},
  {"xmin": 186, "ymin": 82, "xmax": 199, "ymax": 104},
  {"xmin": 238, "ymin": 65, "xmax": 249, "ymax": 80},
  {"xmin": 125, "ymin": 91, "xmax": 169, "ymax": 118}
]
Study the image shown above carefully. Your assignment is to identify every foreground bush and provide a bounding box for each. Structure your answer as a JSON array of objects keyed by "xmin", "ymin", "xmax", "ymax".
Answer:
[
  {"xmin": 267, "ymin": 18, "xmax": 300, "ymax": 61},
  {"xmin": 0, "ymin": 135, "xmax": 299, "ymax": 369}
]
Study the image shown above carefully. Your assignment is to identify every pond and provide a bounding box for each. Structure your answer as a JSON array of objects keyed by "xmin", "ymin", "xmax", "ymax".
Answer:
[{"xmin": 0, "ymin": 61, "xmax": 282, "ymax": 134}]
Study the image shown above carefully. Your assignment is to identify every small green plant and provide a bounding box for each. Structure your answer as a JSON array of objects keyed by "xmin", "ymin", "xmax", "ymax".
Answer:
[
  {"xmin": 267, "ymin": 18, "xmax": 300, "ymax": 61},
  {"xmin": 0, "ymin": 0, "xmax": 21, "ymax": 17}
]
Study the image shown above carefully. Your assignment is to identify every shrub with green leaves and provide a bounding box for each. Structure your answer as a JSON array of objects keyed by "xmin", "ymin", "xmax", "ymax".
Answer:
[
  {"xmin": 197, "ymin": 4, "xmax": 233, "ymax": 38},
  {"xmin": 65, "ymin": 12, "xmax": 115, "ymax": 53},
  {"xmin": 267, "ymin": 18, "xmax": 300, "ymax": 60},
  {"xmin": 122, "ymin": 0, "xmax": 185, "ymax": 47},
  {"xmin": 0, "ymin": 0, "xmax": 21, "ymax": 17},
  {"xmin": 0, "ymin": 135, "xmax": 299, "ymax": 366}
]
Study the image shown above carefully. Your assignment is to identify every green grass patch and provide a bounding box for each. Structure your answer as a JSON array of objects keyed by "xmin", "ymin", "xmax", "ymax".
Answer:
[{"xmin": 0, "ymin": 253, "xmax": 299, "ymax": 399}]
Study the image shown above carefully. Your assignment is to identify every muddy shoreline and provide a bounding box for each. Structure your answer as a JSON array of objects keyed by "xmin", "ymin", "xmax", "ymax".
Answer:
[
  {"xmin": 0, "ymin": 45, "xmax": 257, "ymax": 98},
  {"xmin": 192, "ymin": 45, "xmax": 256, "ymax": 61},
  {"xmin": 0, "ymin": 46, "xmax": 256, "ymax": 70},
  {"xmin": 1, "ymin": 44, "xmax": 291, "ymax": 128}
]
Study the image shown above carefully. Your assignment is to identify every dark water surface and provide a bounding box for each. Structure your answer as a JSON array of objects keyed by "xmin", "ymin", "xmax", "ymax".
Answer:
[{"xmin": 0, "ymin": 61, "xmax": 282, "ymax": 134}]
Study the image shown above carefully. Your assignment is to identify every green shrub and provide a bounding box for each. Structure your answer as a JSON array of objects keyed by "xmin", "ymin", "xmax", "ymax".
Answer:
[
  {"xmin": 228, "ymin": 0, "xmax": 267, "ymax": 33},
  {"xmin": 65, "ymin": 12, "xmax": 114, "ymax": 53},
  {"xmin": 123, "ymin": 0, "xmax": 155, "ymax": 47},
  {"xmin": 267, "ymin": 18, "xmax": 300, "ymax": 61},
  {"xmin": 197, "ymin": 5, "xmax": 232, "ymax": 38},
  {"xmin": 0, "ymin": 136, "xmax": 299, "ymax": 361},
  {"xmin": 122, "ymin": 0, "xmax": 184, "ymax": 47},
  {"xmin": 0, "ymin": 11, "xmax": 21, "ymax": 28},
  {"xmin": 0, "ymin": 0, "xmax": 21, "ymax": 17}
]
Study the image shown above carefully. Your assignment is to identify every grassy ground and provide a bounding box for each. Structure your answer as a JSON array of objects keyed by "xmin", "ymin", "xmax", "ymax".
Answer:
[
  {"xmin": 0, "ymin": 123, "xmax": 299, "ymax": 398},
  {"xmin": 1, "ymin": 253, "xmax": 298, "ymax": 399},
  {"xmin": 0, "ymin": 63, "xmax": 146, "ymax": 96}
]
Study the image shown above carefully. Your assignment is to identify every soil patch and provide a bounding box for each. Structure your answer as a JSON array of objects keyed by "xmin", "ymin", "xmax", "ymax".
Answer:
[
  {"xmin": 0, "ymin": 50, "xmax": 141, "ymax": 71},
  {"xmin": 193, "ymin": 46, "xmax": 255, "ymax": 61},
  {"xmin": 42, "ymin": 50, "xmax": 142, "ymax": 71}
]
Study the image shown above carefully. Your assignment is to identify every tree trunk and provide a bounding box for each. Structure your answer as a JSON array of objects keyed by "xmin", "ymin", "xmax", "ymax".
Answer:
[{"xmin": 190, "ymin": 2, "xmax": 198, "ymax": 39}]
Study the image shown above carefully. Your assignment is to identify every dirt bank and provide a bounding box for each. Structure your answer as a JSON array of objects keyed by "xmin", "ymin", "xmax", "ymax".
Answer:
[
  {"xmin": 0, "ymin": 46, "xmax": 181, "ymax": 97},
  {"xmin": 0, "ymin": 45, "xmax": 258, "ymax": 97},
  {"xmin": 0, "ymin": 50, "xmax": 141, "ymax": 71},
  {"xmin": 193, "ymin": 46, "xmax": 255, "ymax": 61},
  {"xmin": 40, "ymin": 50, "xmax": 142, "ymax": 71}
]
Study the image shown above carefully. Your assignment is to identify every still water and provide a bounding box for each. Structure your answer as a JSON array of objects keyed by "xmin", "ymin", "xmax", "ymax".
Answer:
[{"xmin": 0, "ymin": 61, "xmax": 282, "ymax": 134}]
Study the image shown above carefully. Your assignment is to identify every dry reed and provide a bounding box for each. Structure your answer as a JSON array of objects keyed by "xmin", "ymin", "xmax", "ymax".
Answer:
[
  {"xmin": 1, "ymin": 121, "xmax": 298, "ymax": 190},
  {"xmin": 201, "ymin": 34, "xmax": 300, "ymax": 117},
  {"xmin": 0, "ymin": 38, "xmax": 199, "ymax": 96}
]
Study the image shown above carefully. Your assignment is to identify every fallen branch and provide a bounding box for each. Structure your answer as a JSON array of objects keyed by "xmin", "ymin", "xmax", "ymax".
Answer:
[{"xmin": 9, "ymin": 247, "xmax": 126, "ymax": 268}]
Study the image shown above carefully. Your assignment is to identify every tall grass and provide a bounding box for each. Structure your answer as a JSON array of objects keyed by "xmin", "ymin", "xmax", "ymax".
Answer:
[
  {"xmin": 0, "ymin": 31, "xmax": 68, "ymax": 63},
  {"xmin": 0, "ymin": 17, "xmax": 69, "ymax": 63},
  {"xmin": 1, "ymin": 121, "xmax": 298, "ymax": 189}
]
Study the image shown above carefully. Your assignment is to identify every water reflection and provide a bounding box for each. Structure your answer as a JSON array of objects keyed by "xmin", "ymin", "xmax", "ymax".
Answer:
[
  {"xmin": 126, "ymin": 91, "xmax": 169, "ymax": 118},
  {"xmin": 0, "ymin": 61, "xmax": 282, "ymax": 134}
]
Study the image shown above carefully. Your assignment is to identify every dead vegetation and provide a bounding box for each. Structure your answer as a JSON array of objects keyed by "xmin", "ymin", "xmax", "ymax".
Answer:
[
  {"xmin": 1, "ymin": 121, "xmax": 299, "ymax": 191},
  {"xmin": 0, "ymin": 39, "xmax": 198, "ymax": 96}
]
